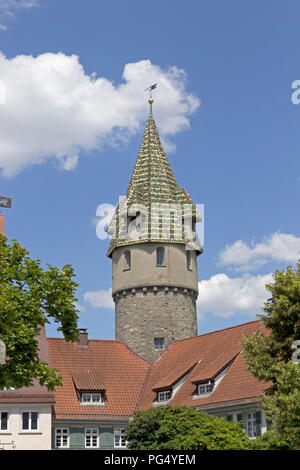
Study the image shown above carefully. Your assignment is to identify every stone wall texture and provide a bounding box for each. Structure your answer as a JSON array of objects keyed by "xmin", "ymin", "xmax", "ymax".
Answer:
[{"xmin": 114, "ymin": 286, "xmax": 198, "ymax": 364}]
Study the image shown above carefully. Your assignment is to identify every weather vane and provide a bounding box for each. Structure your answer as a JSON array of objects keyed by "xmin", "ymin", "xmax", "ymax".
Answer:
[
  {"xmin": 144, "ymin": 83, "xmax": 157, "ymax": 100},
  {"xmin": 144, "ymin": 84, "xmax": 157, "ymax": 119},
  {"xmin": 0, "ymin": 195, "xmax": 12, "ymax": 210}
]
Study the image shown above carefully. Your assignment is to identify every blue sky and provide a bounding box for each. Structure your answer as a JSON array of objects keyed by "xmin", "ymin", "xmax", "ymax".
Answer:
[{"xmin": 0, "ymin": 0, "xmax": 300, "ymax": 340}]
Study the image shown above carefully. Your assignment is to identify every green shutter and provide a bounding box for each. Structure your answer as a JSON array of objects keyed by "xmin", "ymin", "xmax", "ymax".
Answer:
[
  {"xmin": 99, "ymin": 427, "xmax": 114, "ymax": 449},
  {"xmin": 69, "ymin": 427, "xmax": 85, "ymax": 449},
  {"xmin": 51, "ymin": 427, "xmax": 56, "ymax": 449},
  {"xmin": 255, "ymin": 411, "xmax": 262, "ymax": 437},
  {"xmin": 226, "ymin": 415, "xmax": 233, "ymax": 422},
  {"xmin": 266, "ymin": 418, "xmax": 272, "ymax": 430}
]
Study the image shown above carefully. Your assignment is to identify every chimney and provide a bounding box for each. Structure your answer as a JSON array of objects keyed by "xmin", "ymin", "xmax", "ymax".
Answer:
[
  {"xmin": 78, "ymin": 328, "xmax": 88, "ymax": 348},
  {"xmin": 0, "ymin": 214, "xmax": 4, "ymax": 236}
]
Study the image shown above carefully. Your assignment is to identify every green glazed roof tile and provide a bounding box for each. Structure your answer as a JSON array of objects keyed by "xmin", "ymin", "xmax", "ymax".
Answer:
[{"xmin": 107, "ymin": 116, "xmax": 202, "ymax": 257}]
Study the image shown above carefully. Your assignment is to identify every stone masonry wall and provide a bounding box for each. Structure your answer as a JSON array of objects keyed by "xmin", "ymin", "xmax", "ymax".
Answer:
[{"xmin": 114, "ymin": 286, "xmax": 198, "ymax": 364}]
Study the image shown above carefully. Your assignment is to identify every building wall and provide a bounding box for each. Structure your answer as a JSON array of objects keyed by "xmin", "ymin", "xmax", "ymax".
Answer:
[
  {"xmin": 52, "ymin": 421, "xmax": 128, "ymax": 450},
  {"xmin": 0, "ymin": 403, "xmax": 52, "ymax": 450},
  {"xmin": 112, "ymin": 243, "xmax": 199, "ymax": 294},
  {"xmin": 204, "ymin": 405, "xmax": 269, "ymax": 438},
  {"xmin": 115, "ymin": 286, "xmax": 198, "ymax": 364}
]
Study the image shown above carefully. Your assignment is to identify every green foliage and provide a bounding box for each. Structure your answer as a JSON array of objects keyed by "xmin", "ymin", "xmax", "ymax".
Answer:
[
  {"xmin": 251, "ymin": 427, "xmax": 296, "ymax": 450},
  {"xmin": 0, "ymin": 235, "xmax": 79, "ymax": 391},
  {"xmin": 242, "ymin": 261, "xmax": 300, "ymax": 449},
  {"xmin": 125, "ymin": 405, "xmax": 251, "ymax": 450}
]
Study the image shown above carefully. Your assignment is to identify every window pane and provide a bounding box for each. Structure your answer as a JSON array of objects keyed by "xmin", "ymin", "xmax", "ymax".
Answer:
[
  {"xmin": 154, "ymin": 337, "xmax": 164, "ymax": 350},
  {"xmin": 56, "ymin": 429, "xmax": 68, "ymax": 448},
  {"xmin": 22, "ymin": 412, "xmax": 29, "ymax": 430},
  {"xmin": 124, "ymin": 251, "xmax": 131, "ymax": 270},
  {"xmin": 1, "ymin": 412, "xmax": 8, "ymax": 430},
  {"xmin": 156, "ymin": 248, "xmax": 164, "ymax": 266},
  {"xmin": 31, "ymin": 412, "xmax": 38, "ymax": 430},
  {"xmin": 120, "ymin": 429, "xmax": 126, "ymax": 447},
  {"xmin": 186, "ymin": 251, "xmax": 192, "ymax": 270}
]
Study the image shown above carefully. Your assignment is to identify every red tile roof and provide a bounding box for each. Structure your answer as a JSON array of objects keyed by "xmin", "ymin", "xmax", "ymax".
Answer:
[
  {"xmin": 0, "ymin": 214, "xmax": 4, "ymax": 236},
  {"xmin": 72, "ymin": 370, "xmax": 105, "ymax": 391},
  {"xmin": 0, "ymin": 327, "xmax": 55, "ymax": 403},
  {"xmin": 138, "ymin": 320, "xmax": 270, "ymax": 411},
  {"xmin": 47, "ymin": 338, "xmax": 151, "ymax": 420}
]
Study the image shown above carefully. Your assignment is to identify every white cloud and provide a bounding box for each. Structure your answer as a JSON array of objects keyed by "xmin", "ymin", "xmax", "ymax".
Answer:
[
  {"xmin": 218, "ymin": 232, "xmax": 300, "ymax": 271},
  {"xmin": 0, "ymin": 0, "xmax": 38, "ymax": 29},
  {"xmin": 83, "ymin": 288, "xmax": 114, "ymax": 309},
  {"xmin": 0, "ymin": 53, "xmax": 200, "ymax": 177},
  {"xmin": 197, "ymin": 272, "xmax": 273, "ymax": 318}
]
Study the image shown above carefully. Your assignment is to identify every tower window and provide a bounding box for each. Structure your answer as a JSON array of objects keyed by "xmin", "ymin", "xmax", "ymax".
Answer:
[
  {"xmin": 154, "ymin": 337, "xmax": 165, "ymax": 350},
  {"xmin": 186, "ymin": 251, "xmax": 192, "ymax": 271},
  {"xmin": 156, "ymin": 247, "xmax": 165, "ymax": 266},
  {"xmin": 124, "ymin": 250, "xmax": 131, "ymax": 271}
]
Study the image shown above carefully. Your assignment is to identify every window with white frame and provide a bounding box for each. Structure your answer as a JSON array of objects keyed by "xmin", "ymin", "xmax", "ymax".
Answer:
[
  {"xmin": 0, "ymin": 411, "xmax": 8, "ymax": 432},
  {"xmin": 21, "ymin": 411, "xmax": 38, "ymax": 431},
  {"xmin": 246, "ymin": 412, "xmax": 257, "ymax": 438},
  {"xmin": 85, "ymin": 428, "xmax": 99, "ymax": 448},
  {"xmin": 80, "ymin": 392, "xmax": 105, "ymax": 405},
  {"xmin": 114, "ymin": 428, "xmax": 126, "ymax": 448},
  {"xmin": 197, "ymin": 382, "xmax": 214, "ymax": 396},
  {"xmin": 55, "ymin": 428, "xmax": 69, "ymax": 448},
  {"xmin": 157, "ymin": 390, "xmax": 172, "ymax": 402}
]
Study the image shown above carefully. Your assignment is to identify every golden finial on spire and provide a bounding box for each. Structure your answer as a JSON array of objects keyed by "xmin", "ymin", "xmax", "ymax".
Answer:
[{"xmin": 145, "ymin": 84, "xmax": 157, "ymax": 119}]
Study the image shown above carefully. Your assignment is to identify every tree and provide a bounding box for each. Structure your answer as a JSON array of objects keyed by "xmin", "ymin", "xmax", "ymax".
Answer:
[
  {"xmin": 242, "ymin": 261, "xmax": 300, "ymax": 449},
  {"xmin": 0, "ymin": 235, "xmax": 79, "ymax": 391},
  {"xmin": 125, "ymin": 405, "xmax": 251, "ymax": 450}
]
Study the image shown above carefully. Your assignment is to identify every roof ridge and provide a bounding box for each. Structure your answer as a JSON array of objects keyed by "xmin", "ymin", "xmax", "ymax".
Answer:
[
  {"xmin": 171, "ymin": 319, "xmax": 262, "ymax": 345},
  {"xmin": 47, "ymin": 337, "xmax": 122, "ymax": 343},
  {"xmin": 118, "ymin": 340, "xmax": 152, "ymax": 367}
]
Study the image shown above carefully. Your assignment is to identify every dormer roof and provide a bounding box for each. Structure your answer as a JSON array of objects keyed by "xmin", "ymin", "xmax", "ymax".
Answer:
[{"xmin": 138, "ymin": 320, "xmax": 270, "ymax": 410}]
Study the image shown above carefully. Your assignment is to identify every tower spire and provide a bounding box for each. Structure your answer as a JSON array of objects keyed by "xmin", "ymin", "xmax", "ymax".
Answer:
[{"xmin": 145, "ymin": 83, "xmax": 157, "ymax": 120}]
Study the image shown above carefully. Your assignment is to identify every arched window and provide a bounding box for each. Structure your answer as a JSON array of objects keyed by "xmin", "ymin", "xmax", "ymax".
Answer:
[
  {"xmin": 124, "ymin": 250, "xmax": 131, "ymax": 271},
  {"xmin": 156, "ymin": 247, "xmax": 165, "ymax": 266}
]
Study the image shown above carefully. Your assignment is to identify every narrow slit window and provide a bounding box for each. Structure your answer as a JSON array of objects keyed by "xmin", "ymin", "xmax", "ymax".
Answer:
[
  {"xmin": 124, "ymin": 251, "xmax": 131, "ymax": 270},
  {"xmin": 186, "ymin": 251, "xmax": 192, "ymax": 270},
  {"xmin": 156, "ymin": 247, "xmax": 165, "ymax": 266}
]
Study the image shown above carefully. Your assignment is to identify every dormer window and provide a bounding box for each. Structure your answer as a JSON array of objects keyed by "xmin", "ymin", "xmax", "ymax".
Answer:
[
  {"xmin": 157, "ymin": 390, "xmax": 172, "ymax": 402},
  {"xmin": 197, "ymin": 382, "xmax": 214, "ymax": 396},
  {"xmin": 79, "ymin": 392, "xmax": 105, "ymax": 405}
]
